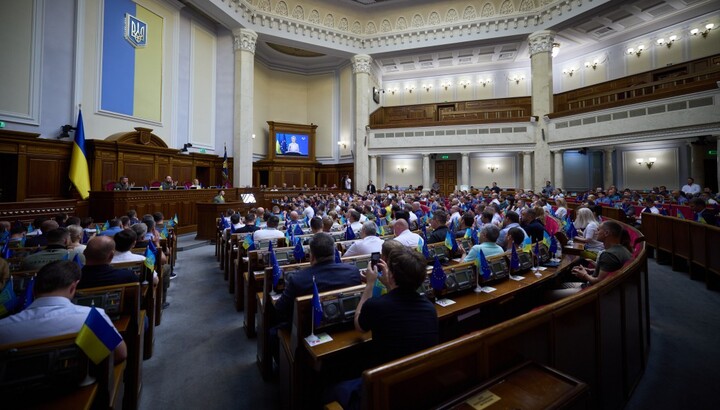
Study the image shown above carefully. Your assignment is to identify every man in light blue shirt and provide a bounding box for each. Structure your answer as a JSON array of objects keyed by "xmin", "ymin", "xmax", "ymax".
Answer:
[
  {"xmin": 496, "ymin": 211, "xmax": 527, "ymax": 246},
  {"xmin": 463, "ymin": 224, "xmax": 505, "ymax": 262}
]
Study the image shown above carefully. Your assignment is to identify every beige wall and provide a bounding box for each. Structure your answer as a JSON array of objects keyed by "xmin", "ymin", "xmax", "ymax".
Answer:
[
  {"xmin": 380, "ymin": 157, "xmax": 422, "ymax": 188},
  {"xmin": 470, "ymin": 156, "xmax": 516, "ymax": 189},
  {"xmin": 339, "ymin": 65, "xmax": 353, "ymax": 159},
  {"xmin": 252, "ymin": 63, "xmax": 335, "ymax": 159},
  {"xmin": 622, "ymin": 148, "xmax": 679, "ymax": 190},
  {"xmin": 189, "ymin": 21, "xmax": 216, "ymax": 149}
]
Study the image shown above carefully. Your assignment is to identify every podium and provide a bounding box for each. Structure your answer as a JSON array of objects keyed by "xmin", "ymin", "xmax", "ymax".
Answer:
[{"xmin": 195, "ymin": 201, "xmax": 251, "ymax": 241}]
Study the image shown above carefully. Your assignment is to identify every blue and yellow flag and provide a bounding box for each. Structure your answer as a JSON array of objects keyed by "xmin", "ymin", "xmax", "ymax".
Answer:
[
  {"xmin": 445, "ymin": 221, "xmax": 458, "ymax": 252},
  {"xmin": 69, "ymin": 110, "xmax": 91, "ymax": 200},
  {"xmin": 521, "ymin": 235, "xmax": 533, "ymax": 253},
  {"xmin": 144, "ymin": 241, "xmax": 157, "ymax": 271},
  {"xmin": 222, "ymin": 144, "xmax": 229, "ymax": 182},
  {"xmin": 173, "ymin": 214, "xmax": 179, "ymax": 225},
  {"xmin": 160, "ymin": 226, "xmax": 169, "ymax": 239},
  {"xmin": 75, "ymin": 306, "xmax": 123, "ymax": 364},
  {"xmin": 542, "ymin": 231, "xmax": 551, "ymax": 248},
  {"xmin": 102, "ymin": 221, "xmax": 110, "ymax": 231},
  {"xmin": 242, "ymin": 235, "xmax": 255, "ymax": 251},
  {"xmin": 27, "ymin": 223, "xmax": 35, "ymax": 233}
]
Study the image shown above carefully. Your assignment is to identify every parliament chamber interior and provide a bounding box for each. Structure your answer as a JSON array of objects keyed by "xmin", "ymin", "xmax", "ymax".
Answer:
[{"xmin": 1, "ymin": 0, "xmax": 719, "ymax": 409}]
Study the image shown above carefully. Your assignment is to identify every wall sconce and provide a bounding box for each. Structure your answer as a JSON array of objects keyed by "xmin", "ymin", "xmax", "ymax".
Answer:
[
  {"xmin": 440, "ymin": 81, "xmax": 452, "ymax": 90},
  {"xmin": 458, "ymin": 79, "xmax": 471, "ymax": 89},
  {"xmin": 251, "ymin": 133, "xmax": 256, "ymax": 139},
  {"xmin": 584, "ymin": 59, "xmax": 599, "ymax": 70},
  {"xmin": 479, "ymin": 78, "xmax": 492, "ymax": 87},
  {"xmin": 487, "ymin": 164, "xmax": 499, "ymax": 173},
  {"xmin": 405, "ymin": 85, "xmax": 416, "ymax": 93},
  {"xmin": 626, "ymin": 45, "xmax": 645, "ymax": 57},
  {"xmin": 509, "ymin": 75, "xmax": 525, "ymax": 84},
  {"xmin": 338, "ymin": 141, "xmax": 347, "ymax": 149},
  {"xmin": 551, "ymin": 43, "xmax": 560, "ymax": 58},
  {"xmin": 562, "ymin": 68, "xmax": 577, "ymax": 77},
  {"xmin": 691, "ymin": 23, "xmax": 714, "ymax": 38},
  {"xmin": 423, "ymin": 84, "xmax": 433, "ymax": 92},
  {"xmin": 388, "ymin": 87, "xmax": 398, "ymax": 95},
  {"xmin": 656, "ymin": 35, "xmax": 677, "ymax": 48},
  {"xmin": 636, "ymin": 157, "xmax": 656, "ymax": 169},
  {"xmin": 397, "ymin": 166, "xmax": 408, "ymax": 173}
]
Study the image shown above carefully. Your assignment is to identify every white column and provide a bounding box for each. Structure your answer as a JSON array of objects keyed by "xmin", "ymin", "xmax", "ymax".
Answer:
[
  {"xmin": 369, "ymin": 155, "xmax": 378, "ymax": 189},
  {"xmin": 352, "ymin": 55, "xmax": 372, "ymax": 193},
  {"xmin": 553, "ymin": 150, "xmax": 564, "ymax": 192},
  {"xmin": 461, "ymin": 153, "xmax": 470, "ymax": 188},
  {"xmin": 422, "ymin": 154, "xmax": 430, "ymax": 191},
  {"xmin": 690, "ymin": 143, "xmax": 705, "ymax": 187},
  {"xmin": 603, "ymin": 148, "xmax": 614, "ymax": 189},
  {"xmin": 232, "ymin": 29, "xmax": 257, "ymax": 187},
  {"xmin": 523, "ymin": 151, "xmax": 533, "ymax": 190},
  {"xmin": 528, "ymin": 30, "xmax": 555, "ymax": 192}
]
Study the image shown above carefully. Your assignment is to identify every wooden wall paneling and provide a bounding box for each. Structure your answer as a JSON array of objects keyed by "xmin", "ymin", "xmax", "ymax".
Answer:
[
  {"xmin": 671, "ymin": 218, "xmax": 691, "ymax": 271},
  {"xmin": 26, "ymin": 158, "xmax": 65, "ymax": 199},
  {"xmin": 123, "ymin": 161, "xmax": 154, "ymax": 189},
  {"xmin": 705, "ymin": 227, "xmax": 720, "ymax": 288},
  {"xmin": 102, "ymin": 161, "xmax": 116, "ymax": 188},
  {"xmin": 622, "ymin": 276, "xmax": 644, "ymax": 397},
  {"xmin": 486, "ymin": 319, "xmax": 552, "ymax": 377},
  {"xmin": 689, "ymin": 223, "xmax": 707, "ymax": 271},
  {"xmin": 597, "ymin": 288, "xmax": 624, "ymax": 410},
  {"xmin": 553, "ymin": 300, "xmax": 598, "ymax": 393}
]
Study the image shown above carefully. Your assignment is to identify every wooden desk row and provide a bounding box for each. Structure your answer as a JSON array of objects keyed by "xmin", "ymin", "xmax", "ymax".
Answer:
[{"xmin": 641, "ymin": 212, "xmax": 720, "ymax": 289}]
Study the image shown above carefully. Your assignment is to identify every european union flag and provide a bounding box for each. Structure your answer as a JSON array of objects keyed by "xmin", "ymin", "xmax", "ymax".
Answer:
[
  {"xmin": 269, "ymin": 242, "xmax": 282, "ymax": 288},
  {"xmin": 293, "ymin": 240, "xmax": 305, "ymax": 262},
  {"xmin": 510, "ymin": 244, "xmax": 520, "ymax": 270},
  {"xmin": 72, "ymin": 253, "xmax": 84, "ymax": 269},
  {"xmin": 82, "ymin": 230, "xmax": 90, "ymax": 244},
  {"xmin": 430, "ymin": 257, "xmax": 446, "ymax": 293},
  {"xmin": 345, "ymin": 225, "xmax": 356, "ymax": 241},
  {"xmin": 421, "ymin": 236, "xmax": 430, "ymax": 259},
  {"xmin": 477, "ymin": 249, "xmax": 492, "ymax": 280},
  {"xmin": 293, "ymin": 223, "xmax": 304, "ymax": 236},
  {"xmin": 311, "ymin": 276, "xmax": 323, "ymax": 327},
  {"xmin": 0, "ymin": 230, "xmax": 8, "ymax": 244},
  {"xmin": 335, "ymin": 248, "xmax": 342, "ymax": 264},
  {"xmin": 242, "ymin": 235, "xmax": 255, "ymax": 251},
  {"xmin": 549, "ymin": 234, "xmax": 558, "ymax": 254},
  {"xmin": 21, "ymin": 277, "xmax": 34, "ymax": 310},
  {"xmin": 27, "ymin": 223, "xmax": 35, "ymax": 233},
  {"xmin": 75, "ymin": 306, "xmax": 123, "ymax": 364},
  {"xmin": 221, "ymin": 215, "xmax": 230, "ymax": 230},
  {"xmin": 420, "ymin": 223, "xmax": 428, "ymax": 239},
  {"xmin": 566, "ymin": 220, "xmax": 578, "ymax": 239},
  {"xmin": 445, "ymin": 221, "xmax": 458, "ymax": 252},
  {"xmin": 1, "ymin": 240, "xmax": 11, "ymax": 259},
  {"xmin": 471, "ymin": 227, "xmax": 479, "ymax": 246},
  {"xmin": 533, "ymin": 241, "xmax": 540, "ymax": 258}
]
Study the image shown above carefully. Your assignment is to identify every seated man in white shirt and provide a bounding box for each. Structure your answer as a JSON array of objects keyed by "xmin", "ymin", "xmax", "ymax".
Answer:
[
  {"xmin": 344, "ymin": 221, "xmax": 384, "ymax": 258},
  {"xmin": 392, "ymin": 218, "xmax": 422, "ymax": 248},
  {"xmin": 347, "ymin": 209, "xmax": 363, "ymax": 234},
  {"xmin": 681, "ymin": 177, "xmax": 701, "ymax": 197},
  {"xmin": 110, "ymin": 229, "xmax": 160, "ymax": 286},
  {"xmin": 253, "ymin": 215, "xmax": 285, "ymax": 242},
  {"xmin": 0, "ymin": 260, "xmax": 127, "ymax": 363}
]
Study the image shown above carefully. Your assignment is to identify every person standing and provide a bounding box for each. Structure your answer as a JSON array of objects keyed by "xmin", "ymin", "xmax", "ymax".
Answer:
[{"xmin": 344, "ymin": 174, "xmax": 352, "ymax": 191}]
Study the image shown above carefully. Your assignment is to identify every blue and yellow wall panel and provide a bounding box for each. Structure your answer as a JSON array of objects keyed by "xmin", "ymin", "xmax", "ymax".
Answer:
[{"xmin": 101, "ymin": 0, "xmax": 163, "ymax": 122}]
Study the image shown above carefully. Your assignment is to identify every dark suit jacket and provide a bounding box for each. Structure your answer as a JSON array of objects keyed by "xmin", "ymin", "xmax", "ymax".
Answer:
[
  {"xmin": 79, "ymin": 264, "xmax": 140, "ymax": 289},
  {"xmin": 236, "ymin": 224, "xmax": 260, "ymax": 233},
  {"xmin": 275, "ymin": 260, "xmax": 361, "ymax": 322},
  {"xmin": 427, "ymin": 226, "xmax": 448, "ymax": 244},
  {"xmin": 367, "ymin": 184, "xmax": 376, "ymax": 194},
  {"xmin": 521, "ymin": 220, "xmax": 546, "ymax": 243}
]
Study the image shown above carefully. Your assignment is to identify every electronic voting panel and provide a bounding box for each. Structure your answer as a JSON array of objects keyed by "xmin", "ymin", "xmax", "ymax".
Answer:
[
  {"xmin": 480, "ymin": 255, "xmax": 510, "ymax": 285},
  {"xmin": 419, "ymin": 263, "xmax": 476, "ymax": 299},
  {"xmin": 73, "ymin": 288, "xmax": 125, "ymax": 321},
  {"xmin": 317, "ymin": 289, "xmax": 363, "ymax": 330}
]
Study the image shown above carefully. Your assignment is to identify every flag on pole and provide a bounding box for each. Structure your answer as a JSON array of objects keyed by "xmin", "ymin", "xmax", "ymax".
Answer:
[
  {"xmin": 242, "ymin": 235, "xmax": 255, "ymax": 251},
  {"xmin": 293, "ymin": 224, "xmax": 304, "ymax": 237},
  {"xmin": 145, "ymin": 241, "xmax": 157, "ymax": 271},
  {"xmin": 293, "ymin": 240, "xmax": 305, "ymax": 262},
  {"xmin": 334, "ymin": 248, "xmax": 342, "ymax": 264},
  {"xmin": 430, "ymin": 256, "xmax": 446, "ymax": 293},
  {"xmin": 222, "ymin": 144, "xmax": 229, "ymax": 185},
  {"xmin": 445, "ymin": 221, "xmax": 458, "ymax": 252},
  {"xmin": 476, "ymin": 249, "xmax": 492, "ymax": 280},
  {"xmin": 345, "ymin": 225, "xmax": 356, "ymax": 241},
  {"xmin": 510, "ymin": 244, "xmax": 520, "ymax": 270},
  {"xmin": 549, "ymin": 234, "xmax": 558, "ymax": 255},
  {"xmin": 269, "ymin": 242, "xmax": 282, "ymax": 288},
  {"xmin": 0, "ymin": 280, "xmax": 17, "ymax": 318},
  {"xmin": 69, "ymin": 110, "xmax": 91, "ymax": 199},
  {"xmin": 75, "ymin": 306, "xmax": 123, "ymax": 364},
  {"xmin": 311, "ymin": 276, "xmax": 323, "ymax": 327},
  {"xmin": 1, "ymin": 240, "xmax": 10, "ymax": 260},
  {"xmin": 72, "ymin": 253, "xmax": 84, "ymax": 269}
]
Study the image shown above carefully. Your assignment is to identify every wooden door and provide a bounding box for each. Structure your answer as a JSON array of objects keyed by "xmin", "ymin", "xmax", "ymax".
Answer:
[{"xmin": 434, "ymin": 160, "xmax": 457, "ymax": 196}]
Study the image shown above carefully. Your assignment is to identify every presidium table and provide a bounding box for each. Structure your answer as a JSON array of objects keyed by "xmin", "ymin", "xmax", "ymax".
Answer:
[{"xmin": 89, "ymin": 188, "xmax": 257, "ymax": 237}]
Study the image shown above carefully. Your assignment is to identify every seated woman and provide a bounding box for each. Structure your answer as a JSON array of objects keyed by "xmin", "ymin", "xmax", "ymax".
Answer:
[
  {"xmin": 555, "ymin": 197, "xmax": 569, "ymax": 220},
  {"xmin": 572, "ymin": 207, "xmax": 604, "ymax": 260}
]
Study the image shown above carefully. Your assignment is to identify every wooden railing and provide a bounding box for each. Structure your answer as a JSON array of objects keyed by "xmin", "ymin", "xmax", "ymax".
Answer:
[{"xmin": 369, "ymin": 97, "xmax": 531, "ymax": 129}]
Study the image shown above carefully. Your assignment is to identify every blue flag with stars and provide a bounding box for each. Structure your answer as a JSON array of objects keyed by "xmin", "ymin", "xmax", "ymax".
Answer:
[
  {"xmin": 477, "ymin": 249, "xmax": 492, "ymax": 280},
  {"xmin": 345, "ymin": 224, "xmax": 356, "ymax": 241},
  {"xmin": 430, "ymin": 256, "xmax": 446, "ymax": 293},
  {"xmin": 269, "ymin": 242, "xmax": 282, "ymax": 288},
  {"xmin": 510, "ymin": 244, "xmax": 520, "ymax": 270},
  {"xmin": 293, "ymin": 240, "xmax": 305, "ymax": 263},
  {"xmin": 335, "ymin": 248, "xmax": 342, "ymax": 264},
  {"xmin": 312, "ymin": 276, "xmax": 323, "ymax": 327}
]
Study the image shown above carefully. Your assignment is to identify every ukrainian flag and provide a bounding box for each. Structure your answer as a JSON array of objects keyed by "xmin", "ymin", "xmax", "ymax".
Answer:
[
  {"xmin": 69, "ymin": 110, "xmax": 91, "ymax": 199},
  {"xmin": 75, "ymin": 307, "xmax": 123, "ymax": 364},
  {"xmin": 100, "ymin": 0, "xmax": 162, "ymax": 122}
]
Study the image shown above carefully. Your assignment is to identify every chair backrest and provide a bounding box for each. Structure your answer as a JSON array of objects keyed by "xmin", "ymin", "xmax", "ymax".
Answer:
[{"xmin": 105, "ymin": 181, "xmax": 116, "ymax": 191}]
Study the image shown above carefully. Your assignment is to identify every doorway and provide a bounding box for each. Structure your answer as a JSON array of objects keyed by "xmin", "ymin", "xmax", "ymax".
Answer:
[{"xmin": 434, "ymin": 160, "xmax": 457, "ymax": 196}]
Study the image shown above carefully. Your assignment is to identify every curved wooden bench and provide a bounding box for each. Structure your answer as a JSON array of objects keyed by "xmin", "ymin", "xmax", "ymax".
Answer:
[{"xmin": 357, "ymin": 222, "xmax": 648, "ymax": 410}]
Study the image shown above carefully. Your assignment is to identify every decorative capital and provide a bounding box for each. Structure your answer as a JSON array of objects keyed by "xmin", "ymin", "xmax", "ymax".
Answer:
[
  {"xmin": 233, "ymin": 29, "xmax": 258, "ymax": 54},
  {"xmin": 351, "ymin": 54, "xmax": 372, "ymax": 74},
  {"xmin": 461, "ymin": 152, "xmax": 469, "ymax": 157},
  {"xmin": 422, "ymin": 153, "xmax": 429, "ymax": 158},
  {"xmin": 528, "ymin": 30, "xmax": 556, "ymax": 57}
]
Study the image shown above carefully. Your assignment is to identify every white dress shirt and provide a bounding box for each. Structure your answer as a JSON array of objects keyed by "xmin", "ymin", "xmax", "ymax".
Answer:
[
  {"xmin": 394, "ymin": 229, "xmax": 422, "ymax": 248},
  {"xmin": 343, "ymin": 235, "xmax": 384, "ymax": 258}
]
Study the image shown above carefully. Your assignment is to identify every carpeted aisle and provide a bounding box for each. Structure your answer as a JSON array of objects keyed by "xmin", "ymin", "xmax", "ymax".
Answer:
[
  {"xmin": 139, "ymin": 241, "xmax": 719, "ymax": 409},
  {"xmin": 139, "ymin": 242, "xmax": 279, "ymax": 410}
]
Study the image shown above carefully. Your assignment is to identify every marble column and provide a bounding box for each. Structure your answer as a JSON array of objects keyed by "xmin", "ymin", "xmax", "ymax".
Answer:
[
  {"xmin": 689, "ymin": 143, "xmax": 705, "ymax": 187},
  {"xmin": 461, "ymin": 153, "xmax": 470, "ymax": 188},
  {"xmin": 369, "ymin": 155, "xmax": 378, "ymax": 189},
  {"xmin": 603, "ymin": 148, "xmax": 614, "ymax": 189},
  {"xmin": 528, "ymin": 30, "xmax": 555, "ymax": 192},
  {"xmin": 422, "ymin": 154, "xmax": 430, "ymax": 191},
  {"xmin": 553, "ymin": 150, "xmax": 564, "ymax": 192},
  {"xmin": 352, "ymin": 55, "xmax": 372, "ymax": 193},
  {"xmin": 232, "ymin": 29, "xmax": 257, "ymax": 187},
  {"xmin": 523, "ymin": 152, "xmax": 533, "ymax": 190}
]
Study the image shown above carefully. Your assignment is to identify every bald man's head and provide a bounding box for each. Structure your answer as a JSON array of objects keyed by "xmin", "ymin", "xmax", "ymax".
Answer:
[
  {"xmin": 84, "ymin": 236, "xmax": 116, "ymax": 265},
  {"xmin": 393, "ymin": 218, "xmax": 409, "ymax": 236}
]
